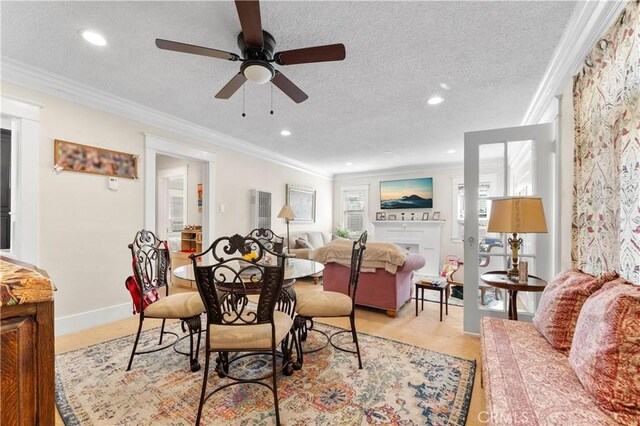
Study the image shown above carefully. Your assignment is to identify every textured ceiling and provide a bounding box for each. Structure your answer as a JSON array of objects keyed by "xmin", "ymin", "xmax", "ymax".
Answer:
[{"xmin": 1, "ymin": 1, "xmax": 576, "ymax": 175}]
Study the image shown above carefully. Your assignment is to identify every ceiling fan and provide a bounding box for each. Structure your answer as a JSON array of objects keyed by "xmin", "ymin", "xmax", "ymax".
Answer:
[{"xmin": 155, "ymin": 0, "xmax": 346, "ymax": 104}]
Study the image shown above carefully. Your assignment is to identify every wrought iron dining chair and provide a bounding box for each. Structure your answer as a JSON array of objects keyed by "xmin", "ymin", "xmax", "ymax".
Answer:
[
  {"xmin": 294, "ymin": 231, "xmax": 367, "ymax": 369},
  {"xmin": 246, "ymin": 228, "xmax": 285, "ymax": 254},
  {"xmin": 126, "ymin": 230, "xmax": 204, "ymax": 372},
  {"xmin": 191, "ymin": 234, "xmax": 294, "ymax": 426}
]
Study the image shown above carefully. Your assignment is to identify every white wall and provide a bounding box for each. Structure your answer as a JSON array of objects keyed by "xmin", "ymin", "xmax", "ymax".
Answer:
[
  {"xmin": 333, "ymin": 167, "xmax": 465, "ymax": 260},
  {"xmin": 215, "ymin": 148, "xmax": 332, "ymax": 239},
  {"xmin": 1, "ymin": 81, "xmax": 332, "ymax": 334},
  {"xmin": 156, "ymin": 154, "xmax": 203, "ymax": 227}
]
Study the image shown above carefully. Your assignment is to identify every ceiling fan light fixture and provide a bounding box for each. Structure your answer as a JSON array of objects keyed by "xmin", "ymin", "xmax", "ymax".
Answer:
[{"xmin": 241, "ymin": 61, "xmax": 274, "ymax": 85}]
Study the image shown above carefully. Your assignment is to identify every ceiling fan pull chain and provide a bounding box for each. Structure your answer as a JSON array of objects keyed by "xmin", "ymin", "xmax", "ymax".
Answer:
[
  {"xmin": 270, "ymin": 85, "xmax": 274, "ymax": 115},
  {"xmin": 242, "ymin": 84, "xmax": 246, "ymax": 117}
]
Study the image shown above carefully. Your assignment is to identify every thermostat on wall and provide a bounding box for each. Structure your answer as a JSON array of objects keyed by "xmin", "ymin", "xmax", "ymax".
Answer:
[{"xmin": 108, "ymin": 177, "xmax": 118, "ymax": 191}]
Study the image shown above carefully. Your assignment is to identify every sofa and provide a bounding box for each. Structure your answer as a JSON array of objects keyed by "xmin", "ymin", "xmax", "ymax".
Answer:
[
  {"xmin": 288, "ymin": 231, "xmax": 335, "ymax": 260},
  {"xmin": 481, "ymin": 317, "xmax": 620, "ymax": 425},
  {"xmin": 480, "ymin": 270, "xmax": 639, "ymax": 425},
  {"xmin": 322, "ymin": 252, "xmax": 425, "ymax": 317}
]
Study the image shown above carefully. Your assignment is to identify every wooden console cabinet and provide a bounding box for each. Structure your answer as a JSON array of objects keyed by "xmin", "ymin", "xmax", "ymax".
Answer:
[{"xmin": 0, "ymin": 258, "xmax": 55, "ymax": 425}]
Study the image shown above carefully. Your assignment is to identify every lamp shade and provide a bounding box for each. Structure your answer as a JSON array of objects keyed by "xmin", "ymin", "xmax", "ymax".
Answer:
[
  {"xmin": 487, "ymin": 197, "xmax": 548, "ymax": 233},
  {"xmin": 277, "ymin": 205, "xmax": 296, "ymax": 220}
]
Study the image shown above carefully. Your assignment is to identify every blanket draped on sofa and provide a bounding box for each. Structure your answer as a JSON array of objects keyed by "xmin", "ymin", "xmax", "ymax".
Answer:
[{"xmin": 311, "ymin": 239, "xmax": 407, "ymax": 274}]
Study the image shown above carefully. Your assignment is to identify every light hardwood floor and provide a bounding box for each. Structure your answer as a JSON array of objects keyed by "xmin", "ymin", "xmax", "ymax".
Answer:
[{"xmin": 55, "ymin": 280, "xmax": 486, "ymax": 425}]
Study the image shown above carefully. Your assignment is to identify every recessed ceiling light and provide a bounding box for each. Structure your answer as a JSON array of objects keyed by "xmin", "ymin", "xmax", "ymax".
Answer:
[
  {"xmin": 80, "ymin": 29, "xmax": 107, "ymax": 46},
  {"xmin": 447, "ymin": 149, "xmax": 456, "ymax": 154},
  {"xmin": 427, "ymin": 96, "xmax": 444, "ymax": 105},
  {"xmin": 345, "ymin": 162, "xmax": 353, "ymax": 166},
  {"xmin": 280, "ymin": 130, "xmax": 291, "ymax": 136},
  {"xmin": 439, "ymin": 83, "xmax": 451, "ymax": 90},
  {"xmin": 384, "ymin": 151, "xmax": 392, "ymax": 154}
]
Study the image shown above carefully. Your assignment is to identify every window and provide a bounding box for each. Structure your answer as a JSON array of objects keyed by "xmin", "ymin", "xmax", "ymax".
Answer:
[
  {"xmin": 157, "ymin": 167, "xmax": 188, "ymax": 239},
  {"xmin": 451, "ymin": 175, "xmax": 497, "ymax": 241},
  {"xmin": 340, "ymin": 185, "xmax": 369, "ymax": 235},
  {"xmin": 167, "ymin": 176, "xmax": 185, "ymax": 232}
]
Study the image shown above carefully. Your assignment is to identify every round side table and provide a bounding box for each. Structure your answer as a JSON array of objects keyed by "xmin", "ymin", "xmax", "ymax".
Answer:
[{"xmin": 480, "ymin": 271, "xmax": 547, "ymax": 320}]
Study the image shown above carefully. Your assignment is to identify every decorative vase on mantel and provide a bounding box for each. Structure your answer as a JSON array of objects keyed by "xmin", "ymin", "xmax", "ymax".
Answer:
[
  {"xmin": 411, "ymin": 213, "xmax": 415, "ymax": 221},
  {"xmin": 401, "ymin": 213, "xmax": 405, "ymax": 221}
]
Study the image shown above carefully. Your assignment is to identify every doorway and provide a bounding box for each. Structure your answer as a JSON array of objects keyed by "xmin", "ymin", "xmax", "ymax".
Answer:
[
  {"xmin": 1, "ymin": 129, "xmax": 12, "ymax": 250},
  {"xmin": 156, "ymin": 155, "xmax": 204, "ymax": 251},
  {"xmin": 144, "ymin": 134, "xmax": 216, "ymax": 252}
]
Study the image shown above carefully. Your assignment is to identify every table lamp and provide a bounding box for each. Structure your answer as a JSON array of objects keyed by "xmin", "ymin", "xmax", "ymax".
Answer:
[
  {"xmin": 277, "ymin": 204, "xmax": 296, "ymax": 252},
  {"xmin": 487, "ymin": 197, "xmax": 547, "ymax": 279}
]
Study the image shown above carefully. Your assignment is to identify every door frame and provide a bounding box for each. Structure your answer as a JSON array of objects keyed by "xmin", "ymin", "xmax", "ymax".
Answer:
[
  {"xmin": 0, "ymin": 96, "xmax": 41, "ymax": 264},
  {"xmin": 463, "ymin": 123, "xmax": 555, "ymax": 334},
  {"xmin": 144, "ymin": 134, "xmax": 216, "ymax": 250}
]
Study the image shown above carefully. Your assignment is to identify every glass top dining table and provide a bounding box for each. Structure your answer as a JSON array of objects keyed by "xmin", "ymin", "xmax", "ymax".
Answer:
[{"xmin": 173, "ymin": 258, "xmax": 325, "ymax": 285}]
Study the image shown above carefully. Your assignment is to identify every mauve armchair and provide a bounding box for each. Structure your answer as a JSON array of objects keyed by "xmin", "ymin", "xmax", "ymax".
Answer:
[{"xmin": 322, "ymin": 253, "xmax": 426, "ymax": 317}]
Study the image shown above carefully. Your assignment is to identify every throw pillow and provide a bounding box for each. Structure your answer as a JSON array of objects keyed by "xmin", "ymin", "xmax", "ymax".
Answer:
[
  {"xmin": 533, "ymin": 268, "xmax": 618, "ymax": 352},
  {"xmin": 569, "ymin": 279, "xmax": 640, "ymax": 424},
  {"xmin": 295, "ymin": 238, "xmax": 313, "ymax": 249},
  {"xmin": 440, "ymin": 257, "xmax": 459, "ymax": 277}
]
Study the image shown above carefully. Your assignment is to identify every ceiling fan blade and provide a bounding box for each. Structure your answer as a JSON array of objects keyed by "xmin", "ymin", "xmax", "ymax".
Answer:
[
  {"xmin": 275, "ymin": 43, "xmax": 346, "ymax": 66},
  {"xmin": 215, "ymin": 73, "xmax": 247, "ymax": 99},
  {"xmin": 156, "ymin": 39, "xmax": 239, "ymax": 61},
  {"xmin": 235, "ymin": 0, "xmax": 263, "ymax": 48},
  {"xmin": 271, "ymin": 71, "xmax": 308, "ymax": 103}
]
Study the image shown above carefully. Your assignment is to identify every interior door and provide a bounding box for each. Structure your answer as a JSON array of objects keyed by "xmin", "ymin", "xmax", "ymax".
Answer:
[{"xmin": 463, "ymin": 123, "xmax": 555, "ymax": 333}]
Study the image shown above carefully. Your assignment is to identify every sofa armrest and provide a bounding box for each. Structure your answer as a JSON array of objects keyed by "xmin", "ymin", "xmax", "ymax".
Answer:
[
  {"xmin": 398, "ymin": 254, "xmax": 426, "ymax": 272},
  {"xmin": 288, "ymin": 248, "xmax": 310, "ymax": 260}
]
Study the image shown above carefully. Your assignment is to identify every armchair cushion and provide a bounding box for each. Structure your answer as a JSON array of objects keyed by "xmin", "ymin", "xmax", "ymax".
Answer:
[
  {"xmin": 296, "ymin": 291, "xmax": 352, "ymax": 317},
  {"xmin": 143, "ymin": 292, "xmax": 204, "ymax": 319},
  {"xmin": 209, "ymin": 311, "xmax": 293, "ymax": 351}
]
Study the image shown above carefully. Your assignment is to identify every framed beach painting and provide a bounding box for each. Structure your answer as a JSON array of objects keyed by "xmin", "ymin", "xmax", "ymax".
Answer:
[{"xmin": 287, "ymin": 184, "xmax": 316, "ymax": 223}]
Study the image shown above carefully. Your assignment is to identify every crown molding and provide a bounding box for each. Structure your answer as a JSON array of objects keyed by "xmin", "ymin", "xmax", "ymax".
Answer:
[
  {"xmin": 0, "ymin": 57, "xmax": 333, "ymax": 180},
  {"xmin": 334, "ymin": 161, "xmax": 464, "ymax": 180},
  {"xmin": 522, "ymin": 0, "xmax": 627, "ymax": 125}
]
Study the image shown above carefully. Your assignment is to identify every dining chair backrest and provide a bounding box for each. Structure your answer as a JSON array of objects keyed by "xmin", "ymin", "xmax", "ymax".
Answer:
[
  {"xmin": 191, "ymin": 234, "xmax": 285, "ymax": 326},
  {"xmin": 130, "ymin": 229, "xmax": 166, "ymax": 257},
  {"xmin": 131, "ymin": 242, "xmax": 171, "ymax": 294},
  {"xmin": 246, "ymin": 228, "xmax": 285, "ymax": 255},
  {"xmin": 129, "ymin": 230, "xmax": 171, "ymax": 294},
  {"xmin": 347, "ymin": 231, "xmax": 367, "ymax": 301}
]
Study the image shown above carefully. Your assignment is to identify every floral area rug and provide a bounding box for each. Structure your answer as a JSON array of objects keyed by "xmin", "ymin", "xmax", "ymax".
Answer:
[{"xmin": 56, "ymin": 321, "xmax": 476, "ymax": 425}]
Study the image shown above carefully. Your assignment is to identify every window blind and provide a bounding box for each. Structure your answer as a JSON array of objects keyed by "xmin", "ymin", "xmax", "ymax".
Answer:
[{"xmin": 343, "ymin": 188, "xmax": 366, "ymax": 232}]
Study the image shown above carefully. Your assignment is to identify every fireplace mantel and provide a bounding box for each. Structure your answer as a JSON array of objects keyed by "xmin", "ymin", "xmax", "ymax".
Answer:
[{"xmin": 371, "ymin": 220, "xmax": 444, "ymax": 276}]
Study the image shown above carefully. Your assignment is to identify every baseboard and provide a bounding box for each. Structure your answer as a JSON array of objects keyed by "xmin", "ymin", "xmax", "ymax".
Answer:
[{"xmin": 55, "ymin": 302, "xmax": 132, "ymax": 337}]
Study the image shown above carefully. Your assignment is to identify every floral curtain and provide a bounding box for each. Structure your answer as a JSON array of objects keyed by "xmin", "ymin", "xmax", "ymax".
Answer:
[{"xmin": 572, "ymin": 1, "xmax": 640, "ymax": 283}]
